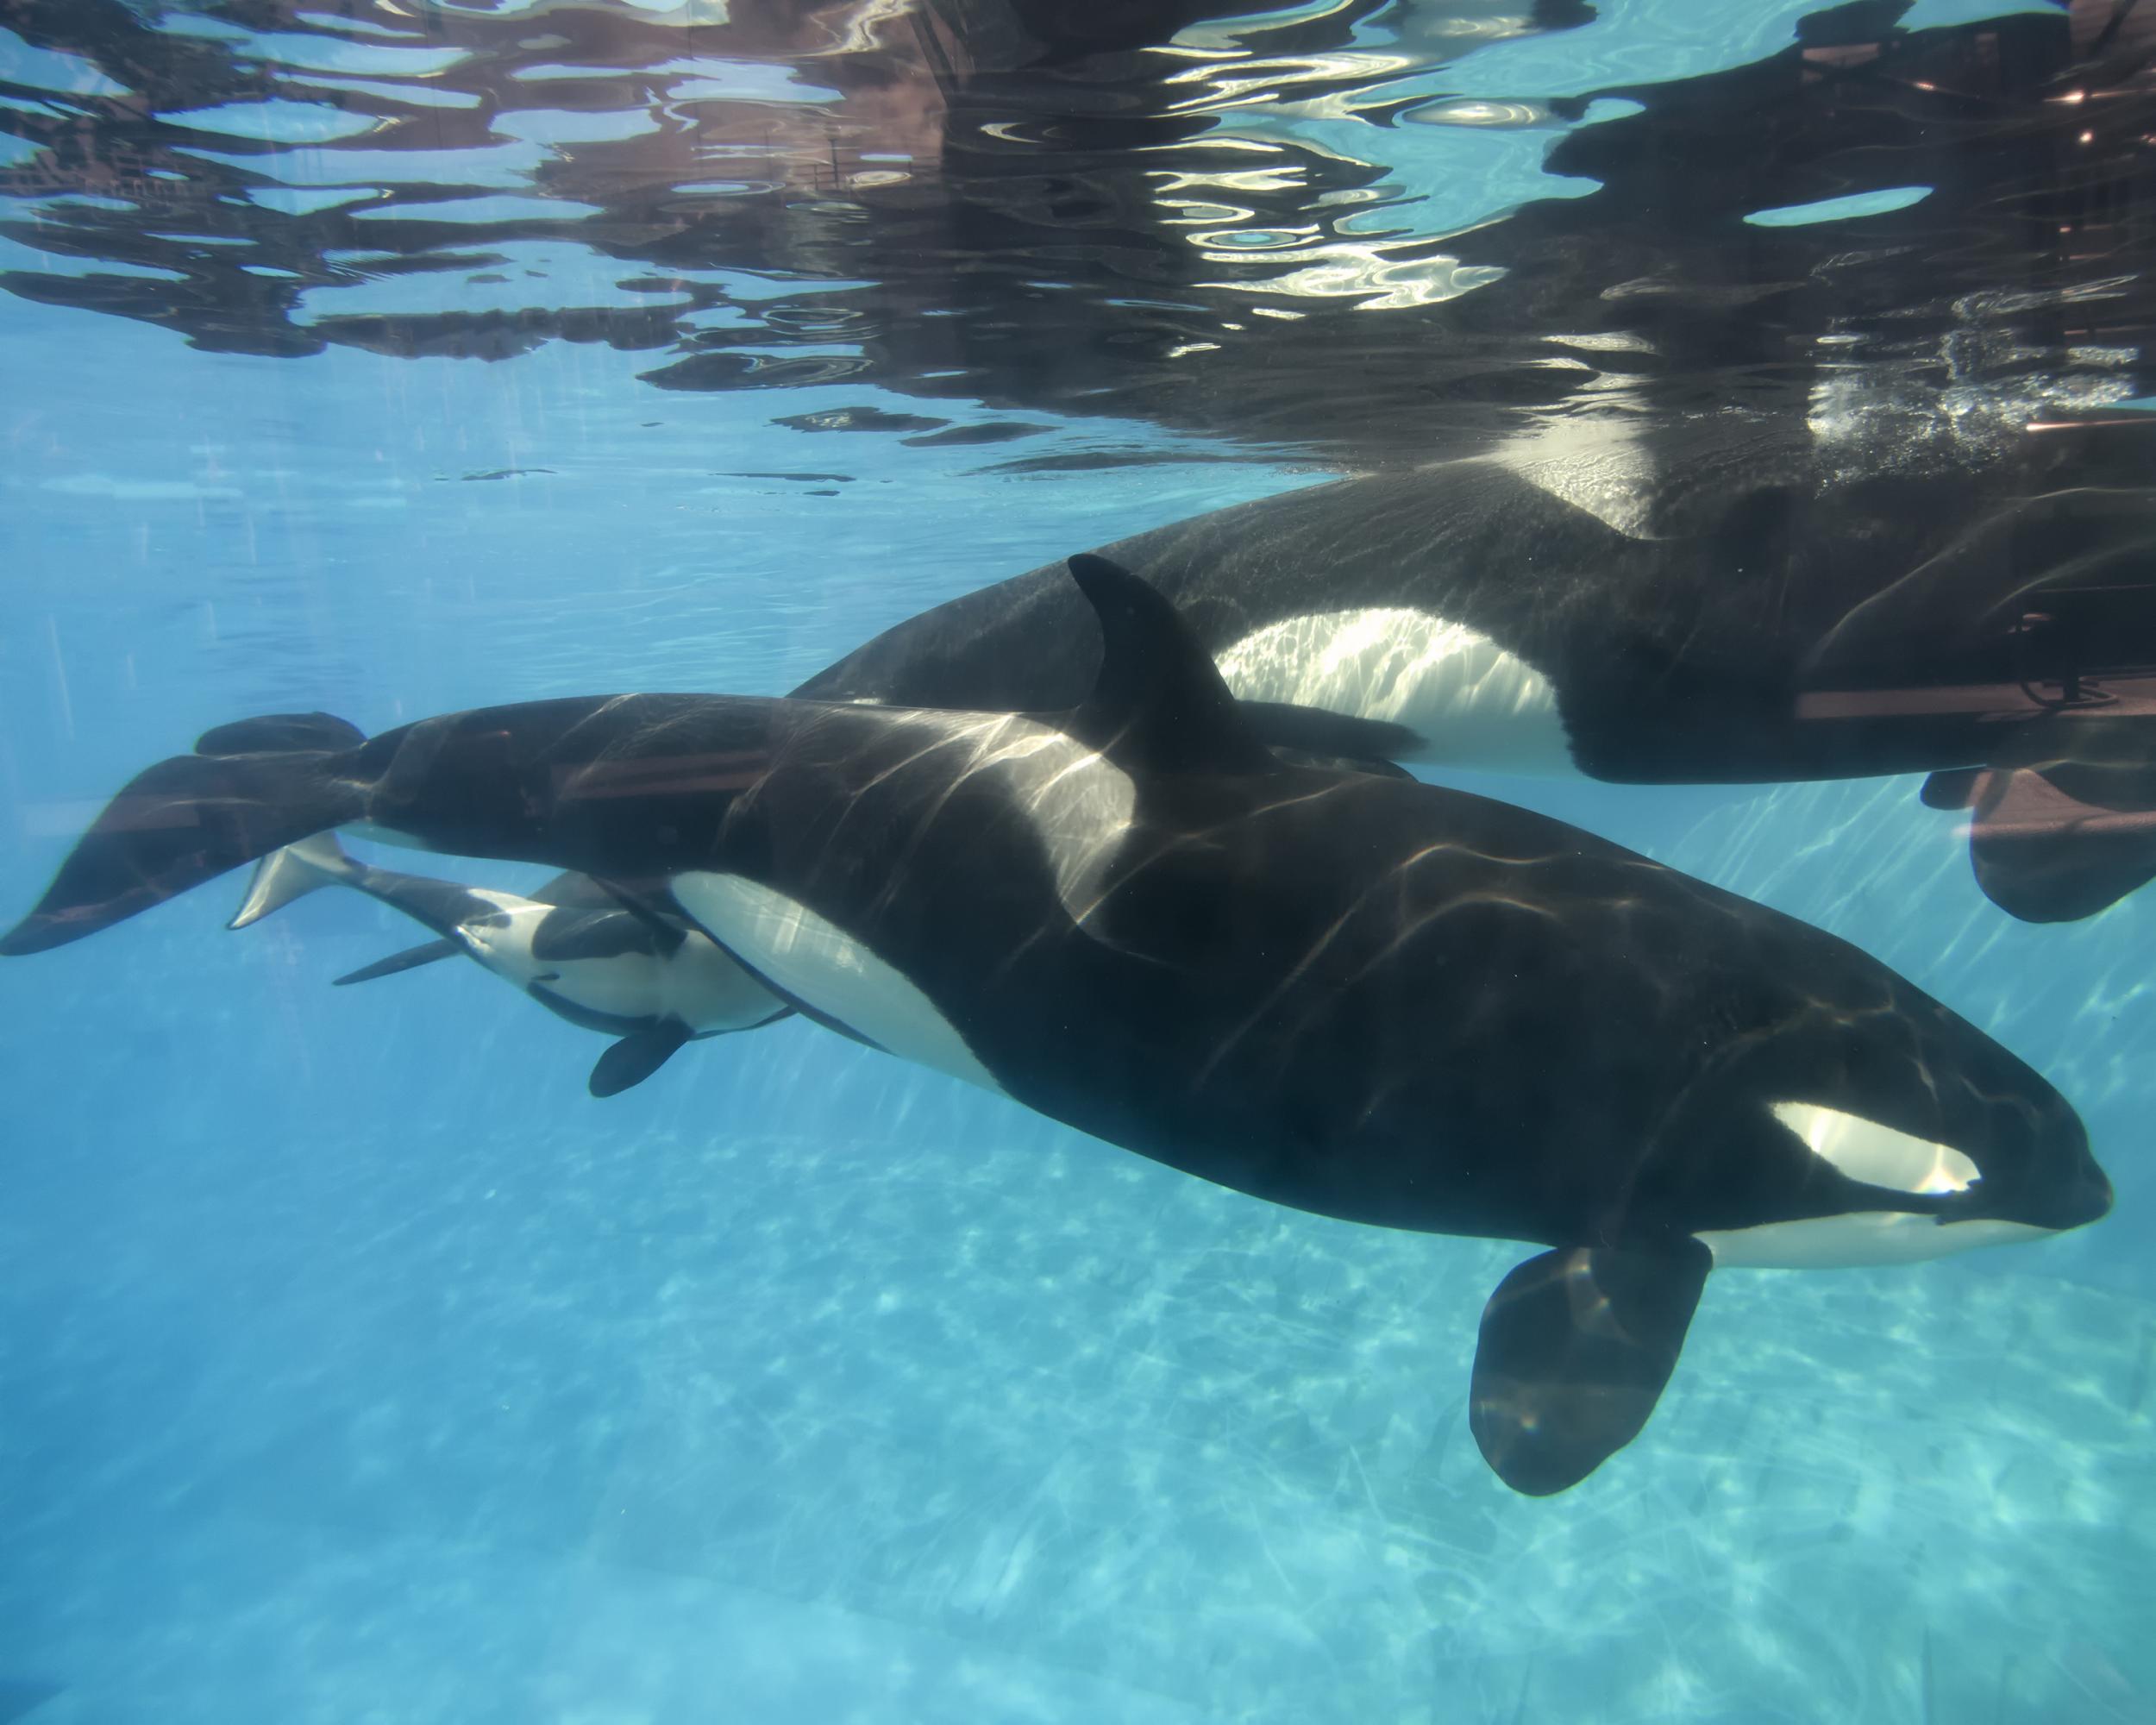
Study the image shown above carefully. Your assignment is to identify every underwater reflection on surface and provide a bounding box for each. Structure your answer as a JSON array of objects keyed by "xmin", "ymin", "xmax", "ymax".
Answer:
[{"xmin": 2, "ymin": 0, "xmax": 2150, "ymax": 459}]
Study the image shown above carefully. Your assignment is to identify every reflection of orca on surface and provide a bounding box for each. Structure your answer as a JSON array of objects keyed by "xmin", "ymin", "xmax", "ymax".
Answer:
[
  {"xmin": 0, "ymin": 559, "xmax": 2112, "ymax": 1494},
  {"xmin": 229, "ymin": 832, "xmax": 789, "ymax": 1096},
  {"xmin": 794, "ymin": 431, "xmax": 2156, "ymax": 917}
]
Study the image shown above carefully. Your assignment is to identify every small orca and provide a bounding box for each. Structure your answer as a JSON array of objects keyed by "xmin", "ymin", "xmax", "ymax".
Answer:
[
  {"xmin": 0, "ymin": 559, "xmax": 2111, "ymax": 1493},
  {"xmin": 229, "ymin": 834, "xmax": 790, "ymax": 1096},
  {"xmin": 792, "ymin": 428, "xmax": 2156, "ymax": 919}
]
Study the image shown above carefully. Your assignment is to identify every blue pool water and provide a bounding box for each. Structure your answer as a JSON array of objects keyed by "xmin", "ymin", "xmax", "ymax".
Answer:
[{"xmin": 3, "ymin": 2, "xmax": 2154, "ymax": 1721}]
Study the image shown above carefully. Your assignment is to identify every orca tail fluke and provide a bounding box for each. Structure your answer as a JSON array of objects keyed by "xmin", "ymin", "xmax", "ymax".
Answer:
[
  {"xmin": 1925, "ymin": 762, "xmax": 2156, "ymax": 923},
  {"xmin": 2, "ymin": 717, "xmax": 367, "ymax": 957},
  {"xmin": 229, "ymin": 832, "xmax": 366, "ymax": 930}
]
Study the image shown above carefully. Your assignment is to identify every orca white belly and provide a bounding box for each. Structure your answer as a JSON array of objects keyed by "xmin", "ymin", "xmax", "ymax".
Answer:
[
  {"xmin": 672, "ymin": 873, "xmax": 1005, "ymax": 1093},
  {"xmin": 1213, "ymin": 607, "xmax": 1579, "ymax": 775}
]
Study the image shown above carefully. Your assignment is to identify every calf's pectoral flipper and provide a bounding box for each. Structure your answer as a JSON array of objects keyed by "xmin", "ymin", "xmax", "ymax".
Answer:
[
  {"xmin": 587, "ymin": 1020, "xmax": 697, "ymax": 1098},
  {"xmin": 1469, "ymin": 1238, "xmax": 1711, "ymax": 1496},
  {"xmin": 335, "ymin": 938, "xmax": 462, "ymax": 986}
]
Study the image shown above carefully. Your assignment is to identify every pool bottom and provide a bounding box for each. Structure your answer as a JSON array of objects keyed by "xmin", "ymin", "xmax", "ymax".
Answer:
[{"xmin": 0, "ymin": 1114, "xmax": 2150, "ymax": 1724}]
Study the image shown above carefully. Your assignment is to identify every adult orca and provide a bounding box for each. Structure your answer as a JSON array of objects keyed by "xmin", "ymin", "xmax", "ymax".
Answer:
[
  {"xmin": 0, "ymin": 559, "xmax": 2111, "ymax": 1494},
  {"xmin": 793, "ymin": 424, "xmax": 2156, "ymax": 919},
  {"xmin": 229, "ymin": 833, "xmax": 789, "ymax": 1095}
]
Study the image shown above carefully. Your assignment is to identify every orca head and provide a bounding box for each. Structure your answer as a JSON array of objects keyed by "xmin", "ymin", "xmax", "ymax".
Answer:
[
  {"xmin": 1461, "ymin": 952, "xmax": 2110, "ymax": 1496},
  {"xmin": 1648, "ymin": 982, "xmax": 2110, "ymax": 1269}
]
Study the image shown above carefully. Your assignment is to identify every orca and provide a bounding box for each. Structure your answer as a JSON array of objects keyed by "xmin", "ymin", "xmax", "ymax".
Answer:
[
  {"xmin": 0, "ymin": 559, "xmax": 2111, "ymax": 1494},
  {"xmin": 229, "ymin": 834, "xmax": 790, "ymax": 1096},
  {"xmin": 188, "ymin": 430, "xmax": 2156, "ymax": 1054},
  {"xmin": 792, "ymin": 427, "xmax": 2156, "ymax": 919}
]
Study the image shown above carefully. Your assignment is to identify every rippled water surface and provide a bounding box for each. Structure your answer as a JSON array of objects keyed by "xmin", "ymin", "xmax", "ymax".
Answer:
[{"xmin": 3, "ymin": 1, "xmax": 2154, "ymax": 1721}]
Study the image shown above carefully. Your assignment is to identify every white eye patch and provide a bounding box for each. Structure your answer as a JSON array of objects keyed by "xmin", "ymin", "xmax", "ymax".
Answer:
[{"xmin": 1771, "ymin": 1101, "xmax": 1981, "ymax": 1197}]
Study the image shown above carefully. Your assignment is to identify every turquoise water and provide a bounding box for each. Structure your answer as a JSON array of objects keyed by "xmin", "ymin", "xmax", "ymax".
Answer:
[{"xmin": 3, "ymin": 3, "xmax": 2155, "ymax": 1721}]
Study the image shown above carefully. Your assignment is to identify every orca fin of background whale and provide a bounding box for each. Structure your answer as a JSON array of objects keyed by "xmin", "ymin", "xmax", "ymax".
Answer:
[
  {"xmin": 0, "ymin": 731, "xmax": 366, "ymax": 957},
  {"xmin": 1469, "ymin": 1239, "xmax": 1711, "ymax": 1496},
  {"xmin": 335, "ymin": 938, "xmax": 462, "ymax": 986},
  {"xmin": 1919, "ymin": 768, "xmax": 1982, "ymax": 812},
  {"xmin": 1064, "ymin": 554, "xmax": 1277, "ymax": 777},
  {"xmin": 1927, "ymin": 762, "xmax": 2156, "ymax": 922},
  {"xmin": 588, "ymin": 1021, "xmax": 696, "ymax": 1098}
]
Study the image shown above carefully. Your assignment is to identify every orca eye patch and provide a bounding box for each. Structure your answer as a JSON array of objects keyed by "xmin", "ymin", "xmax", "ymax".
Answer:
[{"xmin": 1770, "ymin": 1101, "xmax": 1980, "ymax": 1197}]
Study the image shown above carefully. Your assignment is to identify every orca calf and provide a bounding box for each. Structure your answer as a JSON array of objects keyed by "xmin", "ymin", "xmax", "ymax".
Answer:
[
  {"xmin": 794, "ymin": 430, "xmax": 2156, "ymax": 919},
  {"xmin": 229, "ymin": 833, "xmax": 789, "ymax": 1095},
  {"xmin": 0, "ymin": 559, "xmax": 2111, "ymax": 1493}
]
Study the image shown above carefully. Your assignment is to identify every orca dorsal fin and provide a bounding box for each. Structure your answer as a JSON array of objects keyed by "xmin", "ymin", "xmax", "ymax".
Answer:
[{"xmin": 1064, "ymin": 554, "xmax": 1276, "ymax": 777}]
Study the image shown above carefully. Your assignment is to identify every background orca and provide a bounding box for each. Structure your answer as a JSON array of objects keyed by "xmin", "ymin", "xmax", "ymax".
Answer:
[
  {"xmin": 793, "ymin": 425, "xmax": 2156, "ymax": 921},
  {"xmin": 229, "ymin": 835, "xmax": 790, "ymax": 1096},
  {"xmin": 0, "ymin": 559, "xmax": 2111, "ymax": 1495}
]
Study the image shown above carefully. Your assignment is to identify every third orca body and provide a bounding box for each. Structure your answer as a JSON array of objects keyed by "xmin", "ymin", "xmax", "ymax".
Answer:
[{"xmin": 796, "ymin": 438, "xmax": 2156, "ymax": 917}]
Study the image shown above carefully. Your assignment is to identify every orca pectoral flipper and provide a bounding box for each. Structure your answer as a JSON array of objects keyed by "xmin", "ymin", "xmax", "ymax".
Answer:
[
  {"xmin": 1955, "ymin": 762, "xmax": 2156, "ymax": 923},
  {"xmin": 335, "ymin": 938, "xmax": 462, "ymax": 986},
  {"xmin": 1920, "ymin": 768, "xmax": 1983, "ymax": 811},
  {"xmin": 588, "ymin": 1021, "xmax": 695, "ymax": 1097},
  {"xmin": 1469, "ymin": 1239, "xmax": 1711, "ymax": 1496}
]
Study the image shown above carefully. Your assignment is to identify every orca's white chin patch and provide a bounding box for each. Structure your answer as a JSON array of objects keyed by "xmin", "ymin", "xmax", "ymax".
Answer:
[
  {"xmin": 1771, "ymin": 1101, "xmax": 1981, "ymax": 1197},
  {"xmin": 670, "ymin": 873, "xmax": 1005, "ymax": 1095},
  {"xmin": 1212, "ymin": 607, "xmax": 1576, "ymax": 775},
  {"xmin": 1695, "ymin": 1213, "xmax": 2051, "ymax": 1270}
]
